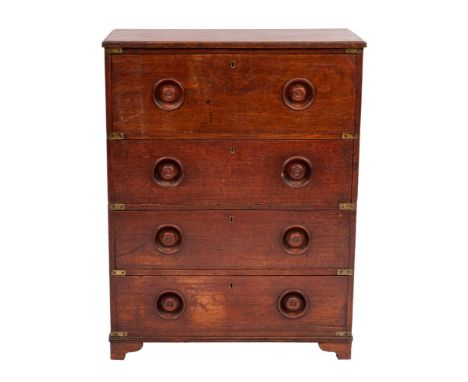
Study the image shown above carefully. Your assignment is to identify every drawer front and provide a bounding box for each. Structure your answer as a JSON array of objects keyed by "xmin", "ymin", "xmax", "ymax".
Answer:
[
  {"xmin": 110, "ymin": 140, "xmax": 352, "ymax": 208},
  {"xmin": 110, "ymin": 54, "xmax": 356, "ymax": 138},
  {"xmin": 114, "ymin": 276, "xmax": 348, "ymax": 338},
  {"xmin": 112, "ymin": 210, "xmax": 351, "ymax": 269}
]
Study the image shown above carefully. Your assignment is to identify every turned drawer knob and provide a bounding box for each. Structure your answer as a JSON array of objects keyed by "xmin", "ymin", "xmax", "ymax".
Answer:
[
  {"xmin": 155, "ymin": 290, "xmax": 185, "ymax": 319},
  {"xmin": 282, "ymin": 78, "xmax": 315, "ymax": 110},
  {"xmin": 289, "ymin": 84, "xmax": 307, "ymax": 102},
  {"xmin": 160, "ymin": 162, "xmax": 179, "ymax": 181},
  {"xmin": 278, "ymin": 290, "xmax": 309, "ymax": 319},
  {"xmin": 153, "ymin": 78, "xmax": 184, "ymax": 111},
  {"xmin": 153, "ymin": 157, "xmax": 184, "ymax": 187},
  {"xmin": 282, "ymin": 156, "xmax": 313, "ymax": 187},
  {"xmin": 281, "ymin": 225, "xmax": 311, "ymax": 255},
  {"xmin": 287, "ymin": 162, "xmax": 307, "ymax": 180},
  {"xmin": 154, "ymin": 225, "xmax": 184, "ymax": 254}
]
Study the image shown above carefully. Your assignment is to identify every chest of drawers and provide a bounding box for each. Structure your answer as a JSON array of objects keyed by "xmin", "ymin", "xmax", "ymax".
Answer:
[{"xmin": 103, "ymin": 29, "xmax": 366, "ymax": 360}]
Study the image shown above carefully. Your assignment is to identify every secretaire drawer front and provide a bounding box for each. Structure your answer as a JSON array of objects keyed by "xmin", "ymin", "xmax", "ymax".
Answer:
[
  {"xmin": 110, "ymin": 140, "xmax": 352, "ymax": 208},
  {"xmin": 112, "ymin": 210, "xmax": 351, "ymax": 269},
  {"xmin": 114, "ymin": 275, "xmax": 348, "ymax": 338},
  {"xmin": 110, "ymin": 53, "xmax": 356, "ymax": 138}
]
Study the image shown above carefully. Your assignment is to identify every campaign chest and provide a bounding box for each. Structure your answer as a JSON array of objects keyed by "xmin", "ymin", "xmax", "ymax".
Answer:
[{"xmin": 103, "ymin": 29, "xmax": 366, "ymax": 360}]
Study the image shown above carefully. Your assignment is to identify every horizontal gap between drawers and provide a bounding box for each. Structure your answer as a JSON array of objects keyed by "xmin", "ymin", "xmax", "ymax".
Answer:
[
  {"xmin": 109, "ymin": 206, "xmax": 356, "ymax": 211},
  {"xmin": 115, "ymin": 270, "xmax": 353, "ymax": 276},
  {"xmin": 107, "ymin": 136, "xmax": 358, "ymax": 141}
]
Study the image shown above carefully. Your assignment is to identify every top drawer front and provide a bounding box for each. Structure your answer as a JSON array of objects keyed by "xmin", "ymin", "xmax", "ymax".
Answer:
[{"xmin": 110, "ymin": 54, "xmax": 356, "ymax": 138}]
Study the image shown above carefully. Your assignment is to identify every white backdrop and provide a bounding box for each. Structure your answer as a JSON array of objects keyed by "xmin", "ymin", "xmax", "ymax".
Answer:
[{"xmin": 1, "ymin": 1, "xmax": 467, "ymax": 380}]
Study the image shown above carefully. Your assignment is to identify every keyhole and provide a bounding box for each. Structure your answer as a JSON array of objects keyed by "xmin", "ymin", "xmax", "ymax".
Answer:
[
  {"xmin": 230, "ymin": 61, "xmax": 236, "ymax": 69},
  {"xmin": 228, "ymin": 216, "xmax": 234, "ymax": 222},
  {"xmin": 229, "ymin": 146, "xmax": 235, "ymax": 154}
]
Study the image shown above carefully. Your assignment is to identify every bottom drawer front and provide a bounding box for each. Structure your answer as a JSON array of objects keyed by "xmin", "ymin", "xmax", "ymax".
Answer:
[{"xmin": 114, "ymin": 276, "xmax": 348, "ymax": 338}]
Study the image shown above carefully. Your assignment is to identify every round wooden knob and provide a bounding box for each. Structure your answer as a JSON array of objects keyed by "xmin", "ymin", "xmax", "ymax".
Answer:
[
  {"xmin": 282, "ymin": 78, "xmax": 315, "ymax": 110},
  {"xmin": 153, "ymin": 157, "xmax": 183, "ymax": 187},
  {"xmin": 155, "ymin": 291, "xmax": 185, "ymax": 319},
  {"xmin": 159, "ymin": 163, "xmax": 179, "ymax": 181},
  {"xmin": 286, "ymin": 230, "xmax": 306, "ymax": 248},
  {"xmin": 284, "ymin": 295, "xmax": 303, "ymax": 311},
  {"xmin": 160, "ymin": 295, "xmax": 180, "ymax": 312},
  {"xmin": 278, "ymin": 290, "xmax": 309, "ymax": 319},
  {"xmin": 281, "ymin": 225, "xmax": 311, "ymax": 255},
  {"xmin": 282, "ymin": 156, "xmax": 313, "ymax": 188},
  {"xmin": 160, "ymin": 84, "xmax": 177, "ymax": 102},
  {"xmin": 286, "ymin": 162, "xmax": 307, "ymax": 180},
  {"xmin": 289, "ymin": 84, "xmax": 307, "ymax": 102},
  {"xmin": 153, "ymin": 79, "xmax": 184, "ymax": 111},
  {"xmin": 154, "ymin": 225, "xmax": 184, "ymax": 254}
]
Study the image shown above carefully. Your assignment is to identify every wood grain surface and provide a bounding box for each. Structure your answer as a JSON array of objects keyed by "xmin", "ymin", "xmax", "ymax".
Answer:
[
  {"xmin": 110, "ymin": 140, "xmax": 353, "ymax": 208},
  {"xmin": 110, "ymin": 53, "xmax": 356, "ymax": 138},
  {"xmin": 111, "ymin": 210, "xmax": 351, "ymax": 269},
  {"xmin": 103, "ymin": 29, "xmax": 366, "ymax": 49},
  {"xmin": 113, "ymin": 275, "xmax": 349, "ymax": 337}
]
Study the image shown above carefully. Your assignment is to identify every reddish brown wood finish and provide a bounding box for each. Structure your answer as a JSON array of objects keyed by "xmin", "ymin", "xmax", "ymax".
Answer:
[
  {"xmin": 110, "ymin": 340, "xmax": 144, "ymax": 360},
  {"xmin": 104, "ymin": 29, "xmax": 365, "ymax": 360},
  {"xmin": 111, "ymin": 210, "xmax": 351, "ymax": 269},
  {"xmin": 110, "ymin": 140, "xmax": 353, "ymax": 208},
  {"xmin": 103, "ymin": 29, "xmax": 366, "ymax": 49},
  {"xmin": 113, "ymin": 275, "xmax": 348, "ymax": 338},
  {"xmin": 318, "ymin": 340, "xmax": 352, "ymax": 359},
  {"xmin": 110, "ymin": 54, "xmax": 356, "ymax": 138}
]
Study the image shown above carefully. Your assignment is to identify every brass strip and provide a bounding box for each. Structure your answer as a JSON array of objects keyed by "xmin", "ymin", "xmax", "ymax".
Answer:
[
  {"xmin": 339, "ymin": 203, "xmax": 357, "ymax": 211},
  {"xmin": 337, "ymin": 269, "xmax": 354, "ymax": 276},
  {"xmin": 105, "ymin": 48, "xmax": 123, "ymax": 54},
  {"xmin": 109, "ymin": 203, "xmax": 126, "ymax": 211},
  {"xmin": 111, "ymin": 269, "xmax": 126, "ymax": 276},
  {"xmin": 342, "ymin": 133, "xmax": 359, "ymax": 140},
  {"xmin": 345, "ymin": 48, "xmax": 358, "ymax": 54},
  {"xmin": 107, "ymin": 132, "xmax": 124, "ymax": 140},
  {"xmin": 110, "ymin": 331, "xmax": 128, "ymax": 337},
  {"xmin": 335, "ymin": 331, "xmax": 352, "ymax": 337}
]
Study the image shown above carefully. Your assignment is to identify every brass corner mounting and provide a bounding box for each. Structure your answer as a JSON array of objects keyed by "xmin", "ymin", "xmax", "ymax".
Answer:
[
  {"xmin": 105, "ymin": 47, "xmax": 123, "ymax": 54},
  {"xmin": 337, "ymin": 269, "xmax": 354, "ymax": 276},
  {"xmin": 339, "ymin": 203, "xmax": 357, "ymax": 211},
  {"xmin": 341, "ymin": 133, "xmax": 359, "ymax": 140},
  {"xmin": 109, "ymin": 203, "xmax": 126, "ymax": 211},
  {"xmin": 345, "ymin": 48, "xmax": 359, "ymax": 54},
  {"xmin": 111, "ymin": 269, "xmax": 126, "ymax": 276},
  {"xmin": 335, "ymin": 331, "xmax": 352, "ymax": 337},
  {"xmin": 107, "ymin": 132, "xmax": 124, "ymax": 140},
  {"xmin": 110, "ymin": 331, "xmax": 128, "ymax": 337}
]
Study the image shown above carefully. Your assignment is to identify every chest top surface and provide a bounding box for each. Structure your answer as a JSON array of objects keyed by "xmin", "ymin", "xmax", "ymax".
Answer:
[{"xmin": 102, "ymin": 29, "xmax": 366, "ymax": 49}]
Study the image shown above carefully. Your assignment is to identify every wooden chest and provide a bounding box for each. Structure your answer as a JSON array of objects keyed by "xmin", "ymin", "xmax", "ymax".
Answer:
[{"xmin": 103, "ymin": 29, "xmax": 366, "ymax": 360}]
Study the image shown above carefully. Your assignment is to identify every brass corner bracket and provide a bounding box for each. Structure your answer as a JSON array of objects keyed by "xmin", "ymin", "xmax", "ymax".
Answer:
[
  {"xmin": 335, "ymin": 331, "xmax": 352, "ymax": 337},
  {"xmin": 111, "ymin": 269, "xmax": 126, "ymax": 276},
  {"xmin": 107, "ymin": 132, "xmax": 124, "ymax": 140},
  {"xmin": 342, "ymin": 133, "xmax": 359, "ymax": 140},
  {"xmin": 109, "ymin": 203, "xmax": 126, "ymax": 211},
  {"xmin": 339, "ymin": 203, "xmax": 357, "ymax": 211},
  {"xmin": 105, "ymin": 48, "xmax": 123, "ymax": 54},
  {"xmin": 110, "ymin": 331, "xmax": 128, "ymax": 337},
  {"xmin": 337, "ymin": 269, "xmax": 354, "ymax": 276}
]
